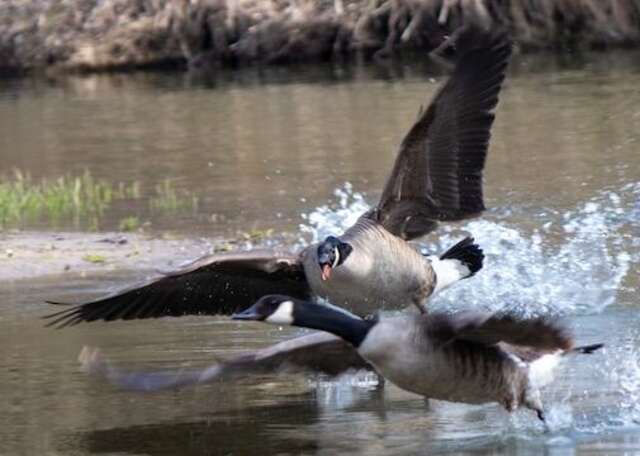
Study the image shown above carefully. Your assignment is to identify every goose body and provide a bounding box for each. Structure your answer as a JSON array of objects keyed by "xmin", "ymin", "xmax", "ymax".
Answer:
[
  {"xmin": 303, "ymin": 218, "xmax": 436, "ymax": 312},
  {"xmin": 233, "ymin": 296, "xmax": 604, "ymax": 421},
  {"xmin": 358, "ymin": 316, "xmax": 529, "ymax": 407},
  {"xmin": 45, "ymin": 25, "xmax": 510, "ymax": 327},
  {"xmin": 79, "ymin": 295, "xmax": 603, "ymax": 423}
]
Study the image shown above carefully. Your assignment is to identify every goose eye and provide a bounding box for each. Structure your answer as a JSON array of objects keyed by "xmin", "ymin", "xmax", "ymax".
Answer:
[{"xmin": 332, "ymin": 247, "xmax": 341, "ymax": 268}]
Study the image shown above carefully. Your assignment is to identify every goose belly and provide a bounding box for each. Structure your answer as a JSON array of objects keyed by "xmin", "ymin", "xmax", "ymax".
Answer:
[{"xmin": 374, "ymin": 353, "xmax": 507, "ymax": 405}]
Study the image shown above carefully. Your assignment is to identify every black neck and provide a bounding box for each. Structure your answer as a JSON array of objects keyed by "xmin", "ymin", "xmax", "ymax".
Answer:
[{"xmin": 292, "ymin": 303, "xmax": 375, "ymax": 347}]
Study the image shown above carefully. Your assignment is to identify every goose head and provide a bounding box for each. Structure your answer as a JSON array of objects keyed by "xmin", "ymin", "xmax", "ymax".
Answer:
[
  {"xmin": 316, "ymin": 236, "xmax": 353, "ymax": 281},
  {"xmin": 233, "ymin": 294, "xmax": 375, "ymax": 347},
  {"xmin": 232, "ymin": 295, "xmax": 299, "ymax": 325}
]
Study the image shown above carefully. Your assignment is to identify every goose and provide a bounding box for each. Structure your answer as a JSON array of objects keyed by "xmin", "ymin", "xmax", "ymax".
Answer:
[
  {"xmin": 44, "ymin": 25, "xmax": 510, "ymax": 328},
  {"xmin": 78, "ymin": 295, "xmax": 603, "ymax": 423},
  {"xmin": 231, "ymin": 296, "xmax": 603, "ymax": 422}
]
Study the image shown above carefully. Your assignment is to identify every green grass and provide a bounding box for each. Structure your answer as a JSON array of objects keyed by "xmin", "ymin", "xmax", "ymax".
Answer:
[
  {"xmin": 82, "ymin": 253, "xmax": 107, "ymax": 264},
  {"xmin": 0, "ymin": 170, "xmax": 115, "ymax": 229},
  {"xmin": 150, "ymin": 178, "xmax": 199, "ymax": 212},
  {"xmin": 0, "ymin": 170, "xmax": 199, "ymax": 230},
  {"xmin": 118, "ymin": 216, "xmax": 140, "ymax": 232}
]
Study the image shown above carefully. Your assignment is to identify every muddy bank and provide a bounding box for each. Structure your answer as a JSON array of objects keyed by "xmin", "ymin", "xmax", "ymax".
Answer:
[
  {"xmin": 1, "ymin": 0, "xmax": 640, "ymax": 74},
  {"xmin": 0, "ymin": 231, "xmax": 276, "ymax": 281}
]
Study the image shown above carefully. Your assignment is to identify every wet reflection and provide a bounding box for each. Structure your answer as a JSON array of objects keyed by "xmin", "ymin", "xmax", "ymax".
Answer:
[{"xmin": 72, "ymin": 400, "xmax": 324, "ymax": 455}]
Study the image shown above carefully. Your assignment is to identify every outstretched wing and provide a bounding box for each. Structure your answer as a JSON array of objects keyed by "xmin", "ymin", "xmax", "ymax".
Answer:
[
  {"xmin": 44, "ymin": 250, "xmax": 311, "ymax": 328},
  {"xmin": 369, "ymin": 26, "xmax": 512, "ymax": 240},
  {"xmin": 79, "ymin": 332, "xmax": 373, "ymax": 391},
  {"xmin": 425, "ymin": 312, "xmax": 574, "ymax": 352}
]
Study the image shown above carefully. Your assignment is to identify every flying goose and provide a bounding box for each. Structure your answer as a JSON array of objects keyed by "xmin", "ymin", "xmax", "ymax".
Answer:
[
  {"xmin": 79, "ymin": 295, "xmax": 603, "ymax": 422},
  {"xmin": 232, "ymin": 296, "xmax": 603, "ymax": 422},
  {"xmin": 45, "ymin": 25, "xmax": 510, "ymax": 327}
]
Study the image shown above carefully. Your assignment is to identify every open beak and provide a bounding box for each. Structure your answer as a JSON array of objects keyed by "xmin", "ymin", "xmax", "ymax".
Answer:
[
  {"xmin": 321, "ymin": 264, "xmax": 332, "ymax": 281},
  {"xmin": 232, "ymin": 305, "xmax": 261, "ymax": 321}
]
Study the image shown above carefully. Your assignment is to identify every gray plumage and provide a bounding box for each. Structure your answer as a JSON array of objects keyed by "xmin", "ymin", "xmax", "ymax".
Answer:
[
  {"xmin": 80, "ymin": 295, "xmax": 603, "ymax": 423},
  {"xmin": 44, "ymin": 25, "xmax": 509, "ymax": 327},
  {"xmin": 303, "ymin": 218, "xmax": 436, "ymax": 313},
  {"xmin": 233, "ymin": 296, "xmax": 604, "ymax": 421}
]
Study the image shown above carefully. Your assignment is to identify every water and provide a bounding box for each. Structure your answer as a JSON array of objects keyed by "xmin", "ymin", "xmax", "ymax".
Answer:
[{"xmin": 1, "ymin": 50, "xmax": 640, "ymax": 455}]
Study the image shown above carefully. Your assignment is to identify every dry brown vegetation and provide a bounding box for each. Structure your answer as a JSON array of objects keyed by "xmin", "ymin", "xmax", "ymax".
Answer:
[{"xmin": 1, "ymin": 0, "xmax": 640, "ymax": 73}]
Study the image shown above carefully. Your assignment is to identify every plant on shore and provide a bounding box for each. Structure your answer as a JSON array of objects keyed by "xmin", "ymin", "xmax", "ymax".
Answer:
[
  {"xmin": 150, "ymin": 179, "xmax": 199, "ymax": 212},
  {"xmin": 0, "ymin": 169, "xmax": 199, "ymax": 230},
  {"xmin": 118, "ymin": 216, "xmax": 140, "ymax": 232},
  {"xmin": 0, "ymin": 170, "xmax": 114, "ymax": 229}
]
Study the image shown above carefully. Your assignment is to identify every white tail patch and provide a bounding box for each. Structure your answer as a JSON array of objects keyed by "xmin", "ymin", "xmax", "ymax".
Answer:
[
  {"xmin": 528, "ymin": 351, "xmax": 563, "ymax": 389},
  {"xmin": 429, "ymin": 256, "xmax": 471, "ymax": 295},
  {"xmin": 265, "ymin": 300, "xmax": 294, "ymax": 325}
]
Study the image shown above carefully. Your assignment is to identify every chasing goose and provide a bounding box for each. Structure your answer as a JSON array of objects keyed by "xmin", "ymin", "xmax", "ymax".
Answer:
[
  {"xmin": 234, "ymin": 296, "xmax": 603, "ymax": 422},
  {"xmin": 78, "ymin": 295, "xmax": 603, "ymax": 422},
  {"xmin": 45, "ymin": 25, "xmax": 510, "ymax": 327}
]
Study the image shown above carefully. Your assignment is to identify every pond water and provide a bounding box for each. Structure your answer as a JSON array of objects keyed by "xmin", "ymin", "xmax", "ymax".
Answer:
[{"xmin": 1, "ymin": 49, "xmax": 640, "ymax": 455}]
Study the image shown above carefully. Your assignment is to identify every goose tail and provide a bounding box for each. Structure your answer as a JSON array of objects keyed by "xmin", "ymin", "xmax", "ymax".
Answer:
[
  {"xmin": 428, "ymin": 237, "xmax": 484, "ymax": 295},
  {"xmin": 438, "ymin": 236, "xmax": 484, "ymax": 276}
]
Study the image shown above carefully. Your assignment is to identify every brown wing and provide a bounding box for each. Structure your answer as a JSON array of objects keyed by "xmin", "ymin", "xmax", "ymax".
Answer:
[
  {"xmin": 425, "ymin": 312, "xmax": 574, "ymax": 352},
  {"xmin": 78, "ymin": 332, "xmax": 373, "ymax": 391},
  {"xmin": 370, "ymin": 26, "xmax": 512, "ymax": 240},
  {"xmin": 44, "ymin": 250, "xmax": 311, "ymax": 328}
]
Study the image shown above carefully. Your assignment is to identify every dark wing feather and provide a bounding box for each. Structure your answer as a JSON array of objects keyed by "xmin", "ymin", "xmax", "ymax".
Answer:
[
  {"xmin": 370, "ymin": 26, "xmax": 512, "ymax": 240},
  {"xmin": 44, "ymin": 250, "xmax": 311, "ymax": 328},
  {"xmin": 79, "ymin": 332, "xmax": 373, "ymax": 392},
  {"xmin": 425, "ymin": 312, "xmax": 574, "ymax": 352}
]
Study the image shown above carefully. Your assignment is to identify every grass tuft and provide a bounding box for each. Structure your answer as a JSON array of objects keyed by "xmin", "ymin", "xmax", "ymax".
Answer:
[
  {"xmin": 118, "ymin": 216, "xmax": 141, "ymax": 232},
  {"xmin": 150, "ymin": 178, "xmax": 199, "ymax": 212},
  {"xmin": 82, "ymin": 253, "xmax": 107, "ymax": 264},
  {"xmin": 0, "ymin": 169, "xmax": 199, "ymax": 230}
]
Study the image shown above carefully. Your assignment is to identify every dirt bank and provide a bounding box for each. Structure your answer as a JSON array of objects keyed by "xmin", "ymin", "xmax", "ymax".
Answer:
[
  {"xmin": 0, "ymin": 231, "xmax": 220, "ymax": 281},
  {"xmin": 1, "ymin": 0, "xmax": 639, "ymax": 74}
]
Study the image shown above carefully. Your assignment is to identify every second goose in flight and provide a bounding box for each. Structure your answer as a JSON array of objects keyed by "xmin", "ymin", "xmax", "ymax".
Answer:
[
  {"xmin": 234, "ymin": 295, "xmax": 604, "ymax": 422},
  {"xmin": 78, "ymin": 295, "xmax": 603, "ymax": 423},
  {"xmin": 45, "ymin": 25, "xmax": 510, "ymax": 327}
]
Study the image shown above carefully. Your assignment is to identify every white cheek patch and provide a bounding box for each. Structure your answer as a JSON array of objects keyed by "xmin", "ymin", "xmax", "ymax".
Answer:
[
  {"xmin": 265, "ymin": 300, "xmax": 294, "ymax": 325},
  {"xmin": 332, "ymin": 247, "xmax": 340, "ymax": 268}
]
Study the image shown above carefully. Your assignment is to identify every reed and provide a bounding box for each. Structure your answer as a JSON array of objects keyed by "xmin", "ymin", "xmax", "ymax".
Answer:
[
  {"xmin": 149, "ymin": 179, "xmax": 200, "ymax": 212},
  {"xmin": 0, "ymin": 170, "xmax": 198, "ymax": 230},
  {"xmin": 0, "ymin": 170, "xmax": 111, "ymax": 228}
]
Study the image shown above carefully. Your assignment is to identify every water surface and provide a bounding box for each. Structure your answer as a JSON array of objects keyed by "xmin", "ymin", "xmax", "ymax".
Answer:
[{"xmin": 1, "ymin": 50, "xmax": 640, "ymax": 455}]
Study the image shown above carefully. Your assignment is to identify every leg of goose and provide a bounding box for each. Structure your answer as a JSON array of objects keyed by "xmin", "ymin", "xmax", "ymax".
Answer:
[
  {"xmin": 525, "ymin": 389, "xmax": 548, "ymax": 428},
  {"xmin": 411, "ymin": 296, "xmax": 427, "ymax": 314}
]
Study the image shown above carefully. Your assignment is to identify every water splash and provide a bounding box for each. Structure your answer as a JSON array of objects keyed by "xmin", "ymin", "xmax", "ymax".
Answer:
[
  {"xmin": 299, "ymin": 183, "xmax": 370, "ymax": 244},
  {"xmin": 608, "ymin": 328, "xmax": 640, "ymax": 426},
  {"xmin": 295, "ymin": 182, "xmax": 640, "ymax": 443},
  {"xmin": 299, "ymin": 182, "xmax": 638, "ymax": 317}
]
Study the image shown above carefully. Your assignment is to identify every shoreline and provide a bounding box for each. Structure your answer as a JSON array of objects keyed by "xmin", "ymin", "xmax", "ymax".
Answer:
[
  {"xmin": 0, "ymin": 231, "xmax": 219, "ymax": 282},
  {"xmin": 2, "ymin": 0, "xmax": 640, "ymax": 75}
]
